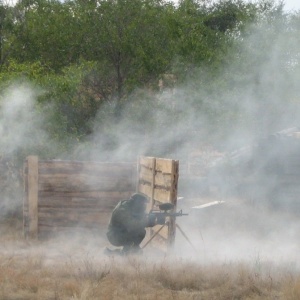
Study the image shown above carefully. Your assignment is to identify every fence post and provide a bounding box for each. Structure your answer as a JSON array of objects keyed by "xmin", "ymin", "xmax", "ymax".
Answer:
[
  {"xmin": 167, "ymin": 160, "xmax": 179, "ymax": 249},
  {"xmin": 27, "ymin": 155, "xmax": 39, "ymax": 239}
]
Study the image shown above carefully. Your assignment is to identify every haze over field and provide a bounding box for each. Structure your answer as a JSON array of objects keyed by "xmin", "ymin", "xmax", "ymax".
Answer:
[{"xmin": 0, "ymin": 1, "xmax": 300, "ymax": 278}]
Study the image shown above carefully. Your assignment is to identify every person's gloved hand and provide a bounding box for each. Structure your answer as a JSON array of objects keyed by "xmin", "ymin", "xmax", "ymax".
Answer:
[
  {"xmin": 156, "ymin": 214, "xmax": 166, "ymax": 225},
  {"xmin": 148, "ymin": 214, "xmax": 156, "ymax": 227}
]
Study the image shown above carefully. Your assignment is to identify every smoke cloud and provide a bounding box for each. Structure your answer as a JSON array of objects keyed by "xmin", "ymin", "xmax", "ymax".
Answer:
[
  {"xmin": 1, "ymin": 11, "xmax": 300, "ymax": 268},
  {"xmin": 0, "ymin": 84, "xmax": 48, "ymax": 155},
  {"xmin": 0, "ymin": 83, "xmax": 50, "ymax": 217}
]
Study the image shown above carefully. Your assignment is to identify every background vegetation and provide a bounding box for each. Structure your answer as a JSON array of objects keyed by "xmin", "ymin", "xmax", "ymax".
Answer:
[{"xmin": 1, "ymin": 0, "xmax": 299, "ymax": 159}]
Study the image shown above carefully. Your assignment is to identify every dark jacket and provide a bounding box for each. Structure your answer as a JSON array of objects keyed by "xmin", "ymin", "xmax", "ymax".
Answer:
[{"xmin": 108, "ymin": 199, "xmax": 149, "ymax": 236}]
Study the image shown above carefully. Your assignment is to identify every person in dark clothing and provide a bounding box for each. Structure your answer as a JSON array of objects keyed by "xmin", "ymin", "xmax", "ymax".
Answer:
[{"xmin": 106, "ymin": 193, "xmax": 159, "ymax": 255}]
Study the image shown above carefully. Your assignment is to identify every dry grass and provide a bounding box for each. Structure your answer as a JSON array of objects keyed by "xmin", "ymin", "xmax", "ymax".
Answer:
[{"xmin": 0, "ymin": 217, "xmax": 300, "ymax": 300}]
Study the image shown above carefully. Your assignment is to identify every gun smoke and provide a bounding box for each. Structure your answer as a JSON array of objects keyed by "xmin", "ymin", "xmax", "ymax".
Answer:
[{"xmin": 1, "ymin": 9, "xmax": 300, "ymax": 271}]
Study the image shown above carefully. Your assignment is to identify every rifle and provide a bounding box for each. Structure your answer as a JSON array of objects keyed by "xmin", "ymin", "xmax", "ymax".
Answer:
[
  {"xmin": 148, "ymin": 203, "xmax": 188, "ymax": 225},
  {"xmin": 143, "ymin": 202, "xmax": 191, "ymax": 250}
]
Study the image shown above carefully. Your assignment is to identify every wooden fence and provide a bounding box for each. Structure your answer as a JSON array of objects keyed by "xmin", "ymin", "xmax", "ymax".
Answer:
[
  {"xmin": 23, "ymin": 156, "xmax": 180, "ymax": 251},
  {"xmin": 23, "ymin": 156, "xmax": 136, "ymax": 239}
]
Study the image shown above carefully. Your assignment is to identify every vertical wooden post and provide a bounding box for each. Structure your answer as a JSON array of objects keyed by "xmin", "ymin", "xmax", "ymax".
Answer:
[
  {"xmin": 136, "ymin": 157, "xmax": 144, "ymax": 195},
  {"xmin": 150, "ymin": 157, "xmax": 156, "ymax": 208},
  {"xmin": 167, "ymin": 160, "xmax": 179, "ymax": 249},
  {"xmin": 27, "ymin": 156, "xmax": 39, "ymax": 239}
]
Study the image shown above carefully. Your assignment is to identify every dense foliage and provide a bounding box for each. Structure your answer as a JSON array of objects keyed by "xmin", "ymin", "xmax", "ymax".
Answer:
[{"xmin": 0, "ymin": 0, "xmax": 300, "ymax": 162}]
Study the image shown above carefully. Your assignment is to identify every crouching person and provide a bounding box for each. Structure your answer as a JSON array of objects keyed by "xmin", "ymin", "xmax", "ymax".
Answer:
[{"xmin": 106, "ymin": 193, "xmax": 159, "ymax": 256}]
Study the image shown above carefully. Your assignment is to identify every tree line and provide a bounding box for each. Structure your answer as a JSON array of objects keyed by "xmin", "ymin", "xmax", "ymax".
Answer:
[{"xmin": 0, "ymin": 0, "xmax": 299, "ymax": 161}]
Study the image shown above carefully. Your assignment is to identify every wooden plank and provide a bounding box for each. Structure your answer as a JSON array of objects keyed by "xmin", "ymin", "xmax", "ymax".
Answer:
[
  {"xmin": 138, "ymin": 182, "xmax": 172, "ymax": 203},
  {"xmin": 38, "ymin": 161, "xmax": 135, "ymax": 174},
  {"xmin": 24, "ymin": 161, "xmax": 135, "ymax": 175},
  {"xmin": 38, "ymin": 197, "xmax": 118, "ymax": 208},
  {"xmin": 38, "ymin": 213, "xmax": 111, "ymax": 226},
  {"xmin": 155, "ymin": 172, "xmax": 172, "ymax": 187},
  {"xmin": 154, "ymin": 188, "xmax": 172, "ymax": 203},
  {"xmin": 138, "ymin": 182, "xmax": 152, "ymax": 195},
  {"xmin": 139, "ymin": 169, "xmax": 172, "ymax": 187},
  {"xmin": 27, "ymin": 156, "xmax": 39, "ymax": 239},
  {"xmin": 139, "ymin": 157, "xmax": 155, "ymax": 169},
  {"xmin": 38, "ymin": 178, "xmax": 134, "ymax": 193},
  {"xmin": 140, "ymin": 157, "xmax": 176, "ymax": 174},
  {"xmin": 38, "ymin": 173, "xmax": 134, "ymax": 184},
  {"xmin": 38, "ymin": 166, "xmax": 135, "ymax": 178},
  {"xmin": 38, "ymin": 212, "xmax": 105, "ymax": 222},
  {"xmin": 38, "ymin": 173, "xmax": 135, "ymax": 182},
  {"xmin": 139, "ymin": 165, "xmax": 155, "ymax": 182},
  {"xmin": 39, "ymin": 215, "xmax": 110, "ymax": 226},
  {"xmin": 38, "ymin": 190, "xmax": 133, "ymax": 199},
  {"xmin": 37, "ymin": 211, "xmax": 113, "ymax": 222},
  {"xmin": 38, "ymin": 206, "xmax": 113, "ymax": 214},
  {"xmin": 38, "ymin": 224, "xmax": 104, "ymax": 233},
  {"xmin": 137, "ymin": 157, "xmax": 156, "ymax": 200},
  {"xmin": 155, "ymin": 158, "xmax": 173, "ymax": 174}
]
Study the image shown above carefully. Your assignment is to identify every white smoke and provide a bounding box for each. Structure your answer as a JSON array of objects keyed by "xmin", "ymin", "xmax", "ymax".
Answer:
[
  {"xmin": 1, "ymin": 5, "xmax": 300, "ymax": 270},
  {"xmin": 0, "ymin": 84, "xmax": 48, "ymax": 155},
  {"xmin": 0, "ymin": 83, "xmax": 49, "ymax": 216}
]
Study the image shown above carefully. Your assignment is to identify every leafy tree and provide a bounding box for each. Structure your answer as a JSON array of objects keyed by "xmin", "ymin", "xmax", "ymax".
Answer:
[
  {"xmin": 1, "ymin": 0, "xmax": 299, "ymax": 154},
  {"xmin": 76, "ymin": 0, "xmax": 176, "ymax": 115},
  {"xmin": 12, "ymin": 0, "xmax": 83, "ymax": 71},
  {"xmin": 0, "ymin": 1, "xmax": 19, "ymax": 70}
]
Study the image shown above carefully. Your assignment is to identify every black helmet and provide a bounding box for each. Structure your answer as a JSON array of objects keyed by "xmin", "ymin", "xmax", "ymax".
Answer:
[{"xmin": 130, "ymin": 193, "xmax": 149, "ymax": 203}]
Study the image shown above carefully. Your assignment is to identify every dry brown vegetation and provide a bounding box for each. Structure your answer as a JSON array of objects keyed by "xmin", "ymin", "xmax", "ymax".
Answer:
[{"xmin": 1, "ymin": 216, "xmax": 300, "ymax": 300}]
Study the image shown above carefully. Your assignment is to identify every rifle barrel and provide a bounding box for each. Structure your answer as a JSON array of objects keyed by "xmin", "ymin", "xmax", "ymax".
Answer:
[{"xmin": 149, "ymin": 210, "xmax": 188, "ymax": 217}]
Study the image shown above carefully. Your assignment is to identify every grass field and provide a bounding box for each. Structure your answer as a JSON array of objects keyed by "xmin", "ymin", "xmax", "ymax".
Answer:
[{"xmin": 1, "ymin": 206, "xmax": 300, "ymax": 300}]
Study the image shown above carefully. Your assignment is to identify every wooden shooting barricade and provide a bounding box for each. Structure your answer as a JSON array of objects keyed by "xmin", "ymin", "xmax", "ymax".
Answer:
[
  {"xmin": 137, "ymin": 156, "xmax": 179, "ymax": 252},
  {"xmin": 23, "ymin": 156, "xmax": 180, "ymax": 252}
]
